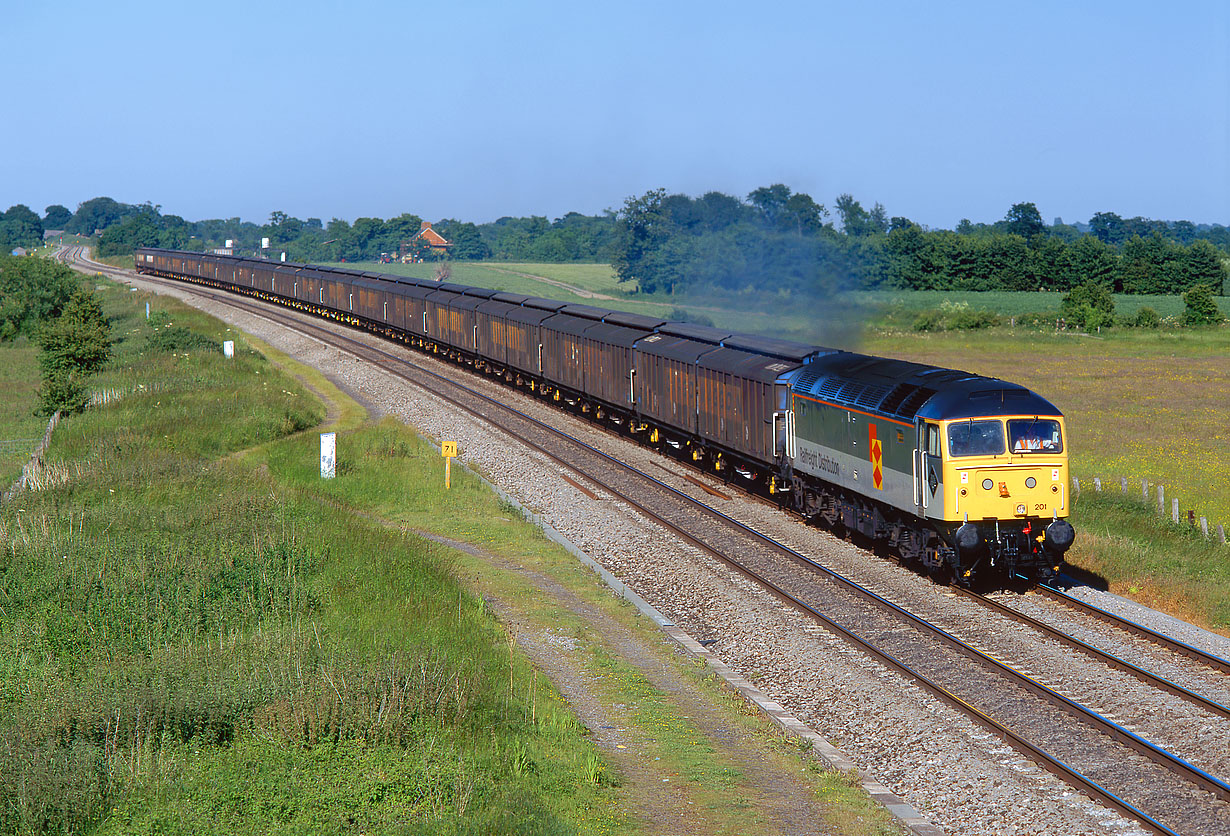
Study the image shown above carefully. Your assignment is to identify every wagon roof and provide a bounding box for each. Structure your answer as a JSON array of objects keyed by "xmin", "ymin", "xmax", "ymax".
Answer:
[
  {"xmin": 602, "ymin": 311, "xmax": 667, "ymax": 331},
  {"xmin": 698, "ymin": 347, "xmax": 806, "ymax": 382},
  {"xmin": 656, "ymin": 321, "xmax": 732, "ymax": 344},
  {"xmin": 633, "ymin": 332, "xmax": 718, "ymax": 363}
]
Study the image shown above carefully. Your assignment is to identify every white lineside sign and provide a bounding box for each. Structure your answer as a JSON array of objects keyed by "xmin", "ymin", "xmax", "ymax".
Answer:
[
  {"xmin": 223, "ymin": 340, "xmax": 234, "ymax": 358},
  {"xmin": 321, "ymin": 432, "xmax": 336, "ymax": 479}
]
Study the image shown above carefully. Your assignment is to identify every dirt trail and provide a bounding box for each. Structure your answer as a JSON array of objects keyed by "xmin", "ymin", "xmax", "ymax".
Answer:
[
  {"xmin": 483, "ymin": 265, "xmax": 618, "ymax": 300},
  {"xmin": 415, "ymin": 529, "xmax": 839, "ymax": 836}
]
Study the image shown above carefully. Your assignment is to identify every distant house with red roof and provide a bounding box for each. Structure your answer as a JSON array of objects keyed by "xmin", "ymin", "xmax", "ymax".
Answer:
[{"xmin": 401, "ymin": 221, "xmax": 452, "ymax": 261}]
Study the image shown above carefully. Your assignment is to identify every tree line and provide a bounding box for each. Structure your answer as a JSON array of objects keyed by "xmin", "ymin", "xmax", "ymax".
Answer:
[
  {"xmin": 611, "ymin": 188, "xmax": 1229, "ymax": 297},
  {"xmin": 94, "ymin": 203, "xmax": 617, "ymax": 264},
  {"xmin": 26, "ymin": 192, "xmax": 1230, "ymax": 297}
]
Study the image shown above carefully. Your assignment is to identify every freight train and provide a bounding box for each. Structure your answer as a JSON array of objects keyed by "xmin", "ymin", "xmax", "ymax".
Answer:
[{"xmin": 135, "ymin": 247, "xmax": 1075, "ymax": 584}]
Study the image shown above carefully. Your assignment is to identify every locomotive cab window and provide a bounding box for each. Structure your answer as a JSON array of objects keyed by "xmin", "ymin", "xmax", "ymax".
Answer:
[
  {"xmin": 947, "ymin": 419, "xmax": 1005, "ymax": 457},
  {"xmin": 1008, "ymin": 418, "xmax": 1062, "ymax": 453},
  {"xmin": 925, "ymin": 423, "xmax": 941, "ymax": 457}
]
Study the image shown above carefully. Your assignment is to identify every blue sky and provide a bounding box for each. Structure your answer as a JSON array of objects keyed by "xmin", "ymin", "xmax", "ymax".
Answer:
[{"xmin": 5, "ymin": 1, "xmax": 1228, "ymax": 229}]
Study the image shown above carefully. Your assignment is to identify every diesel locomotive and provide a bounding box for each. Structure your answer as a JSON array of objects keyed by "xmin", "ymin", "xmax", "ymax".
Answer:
[{"xmin": 135, "ymin": 247, "xmax": 1075, "ymax": 584}]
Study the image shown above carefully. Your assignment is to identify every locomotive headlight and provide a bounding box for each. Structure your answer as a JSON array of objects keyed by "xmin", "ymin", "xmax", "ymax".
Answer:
[
  {"xmin": 1025, "ymin": 477, "xmax": 1037, "ymax": 489},
  {"xmin": 982, "ymin": 478, "xmax": 993, "ymax": 490}
]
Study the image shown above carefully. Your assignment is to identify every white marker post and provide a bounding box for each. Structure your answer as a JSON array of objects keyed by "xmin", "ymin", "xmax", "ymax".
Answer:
[
  {"xmin": 223, "ymin": 340, "xmax": 234, "ymax": 358},
  {"xmin": 321, "ymin": 432, "xmax": 336, "ymax": 479},
  {"xmin": 146, "ymin": 302, "xmax": 150, "ymax": 320}
]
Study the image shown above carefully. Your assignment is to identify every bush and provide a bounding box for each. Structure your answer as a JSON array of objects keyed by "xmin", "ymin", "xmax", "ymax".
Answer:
[
  {"xmin": 912, "ymin": 301, "xmax": 1000, "ymax": 332},
  {"xmin": 1061, "ymin": 281, "xmax": 1115, "ymax": 330},
  {"xmin": 35, "ymin": 289, "xmax": 111, "ymax": 415},
  {"xmin": 1133, "ymin": 306, "xmax": 1161, "ymax": 328},
  {"xmin": 1181, "ymin": 284, "xmax": 1225, "ymax": 326},
  {"xmin": 666, "ymin": 307, "xmax": 714, "ymax": 327},
  {"xmin": 147, "ymin": 325, "xmax": 221, "ymax": 353}
]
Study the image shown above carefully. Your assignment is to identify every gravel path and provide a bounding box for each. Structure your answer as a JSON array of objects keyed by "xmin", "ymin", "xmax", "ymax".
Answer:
[{"xmin": 114, "ymin": 271, "xmax": 1205, "ymax": 836}]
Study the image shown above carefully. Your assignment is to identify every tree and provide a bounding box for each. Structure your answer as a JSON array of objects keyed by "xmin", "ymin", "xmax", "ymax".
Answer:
[
  {"xmin": 65, "ymin": 197, "xmax": 139, "ymax": 234},
  {"xmin": 1182, "ymin": 284, "xmax": 1225, "ymax": 325},
  {"xmin": 782, "ymin": 192, "xmax": 827, "ymax": 235},
  {"xmin": 438, "ymin": 221, "xmax": 490, "ymax": 260},
  {"xmin": 43, "ymin": 204, "xmax": 73, "ymax": 229},
  {"xmin": 835, "ymin": 194, "xmax": 874, "ymax": 237},
  {"xmin": 1089, "ymin": 211, "xmax": 1126, "ymax": 245},
  {"xmin": 1003, "ymin": 202, "xmax": 1045, "ymax": 241},
  {"xmin": 0, "ymin": 255, "xmax": 80, "ymax": 340},
  {"xmin": 35, "ymin": 288, "xmax": 111, "ymax": 415},
  {"xmin": 612, "ymin": 188, "xmax": 674, "ymax": 290},
  {"xmin": 1, "ymin": 204, "xmax": 44, "ymax": 248},
  {"xmin": 747, "ymin": 184, "xmax": 792, "ymax": 225},
  {"xmin": 1184, "ymin": 240, "xmax": 1227, "ymax": 294}
]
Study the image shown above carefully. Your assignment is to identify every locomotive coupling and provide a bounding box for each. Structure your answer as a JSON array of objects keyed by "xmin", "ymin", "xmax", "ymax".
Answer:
[{"xmin": 1043, "ymin": 518, "xmax": 1076, "ymax": 556}]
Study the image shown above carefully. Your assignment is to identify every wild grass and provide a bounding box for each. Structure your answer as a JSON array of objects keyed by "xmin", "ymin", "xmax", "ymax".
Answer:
[
  {"xmin": 1069, "ymin": 491, "xmax": 1230, "ymax": 632},
  {"xmin": 0, "ymin": 337, "xmax": 46, "ymax": 485}
]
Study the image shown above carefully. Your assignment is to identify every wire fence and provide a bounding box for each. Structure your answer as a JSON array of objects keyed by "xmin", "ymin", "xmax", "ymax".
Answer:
[{"xmin": 1072, "ymin": 475, "xmax": 1228, "ymax": 545}]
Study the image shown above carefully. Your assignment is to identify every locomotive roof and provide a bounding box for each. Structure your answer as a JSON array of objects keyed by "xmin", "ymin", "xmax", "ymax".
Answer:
[{"xmin": 794, "ymin": 352, "xmax": 1062, "ymax": 422}]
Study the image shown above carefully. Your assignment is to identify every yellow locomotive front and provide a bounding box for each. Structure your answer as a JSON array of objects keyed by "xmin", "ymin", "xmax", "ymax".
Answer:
[
  {"xmin": 915, "ymin": 385, "xmax": 1076, "ymax": 583},
  {"xmin": 945, "ymin": 415, "xmax": 1069, "ymax": 522}
]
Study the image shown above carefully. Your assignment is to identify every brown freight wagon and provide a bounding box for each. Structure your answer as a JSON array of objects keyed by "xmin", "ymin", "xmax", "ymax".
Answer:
[
  {"xmin": 578, "ymin": 321, "xmax": 644, "ymax": 409},
  {"xmin": 539, "ymin": 313, "xmax": 594, "ymax": 394},
  {"xmin": 501, "ymin": 304, "xmax": 559, "ymax": 379},
  {"xmin": 632, "ymin": 332, "xmax": 716, "ymax": 438},
  {"xmin": 695, "ymin": 347, "xmax": 806, "ymax": 463},
  {"xmin": 427, "ymin": 290, "xmax": 486, "ymax": 353},
  {"xmin": 474, "ymin": 299, "xmax": 523, "ymax": 368},
  {"xmin": 399, "ymin": 283, "xmax": 437, "ymax": 340}
]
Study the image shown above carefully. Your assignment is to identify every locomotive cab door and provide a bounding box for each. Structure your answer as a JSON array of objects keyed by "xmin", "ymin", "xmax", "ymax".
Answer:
[{"xmin": 915, "ymin": 420, "xmax": 943, "ymax": 518}]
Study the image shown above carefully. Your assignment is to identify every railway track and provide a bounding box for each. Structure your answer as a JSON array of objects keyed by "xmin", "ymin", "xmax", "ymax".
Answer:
[{"xmin": 68, "ymin": 246, "xmax": 1230, "ymax": 835}]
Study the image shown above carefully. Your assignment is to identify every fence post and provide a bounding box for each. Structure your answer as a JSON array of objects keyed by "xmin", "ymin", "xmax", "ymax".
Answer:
[
  {"xmin": 1200, "ymin": 517, "xmax": 1209, "ymax": 537},
  {"xmin": 1219, "ymin": 525, "xmax": 1227, "ymax": 545},
  {"xmin": 1158, "ymin": 485, "xmax": 1165, "ymax": 514},
  {"xmin": 1072, "ymin": 476, "xmax": 1080, "ymax": 496},
  {"xmin": 1094, "ymin": 477, "xmax": 1102, "ymax": 492},
  {"xmin": 1172, "ymin": 498, "xmax": 1180, "ymax": 525},
  {"xmin": 1121, "ymin": 477, "xmax": 1128, "ymax": 494},
  {"xmin": 1142, "ymin": 479, "xmax": 1149, "ymax": 501}
]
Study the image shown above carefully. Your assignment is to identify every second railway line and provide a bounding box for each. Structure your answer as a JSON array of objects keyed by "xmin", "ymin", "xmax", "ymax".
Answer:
[{"xmin": 69, "ymin": 247, "xmax": 1230, "ymax": 836}]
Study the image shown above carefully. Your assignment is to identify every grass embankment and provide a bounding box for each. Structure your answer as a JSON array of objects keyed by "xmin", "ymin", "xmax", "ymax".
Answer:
[
  {"xmin": 0, "ymin": 286, "xmax": 628, "ymax": 835},
  {"xmin": 1, "ymin": 282, "xmax": 900, "ymax": 834}
]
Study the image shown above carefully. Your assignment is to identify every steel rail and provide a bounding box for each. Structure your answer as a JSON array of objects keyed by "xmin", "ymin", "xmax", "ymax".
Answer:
[
  {"xmin": 1039, "ymin": 583, "xmax": 1230, "ymax": 676},
  {"xmin": 953, "ymin": 586, "xmax": 1230, "ymax": 719}
]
